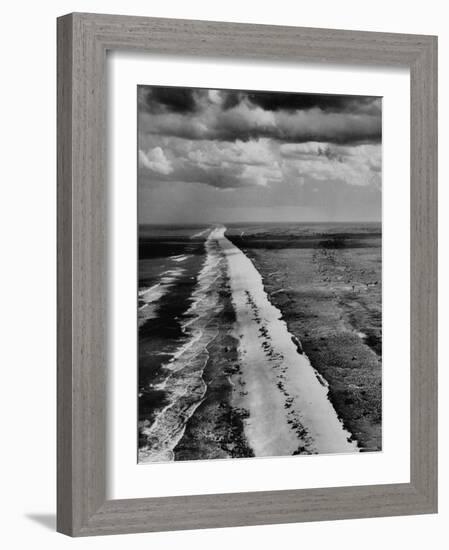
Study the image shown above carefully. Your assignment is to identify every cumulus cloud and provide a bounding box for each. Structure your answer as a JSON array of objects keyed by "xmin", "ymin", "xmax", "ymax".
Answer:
[
  {"xmin": 139, "ymin": 137, "xmax": 282, "ymax": 189},
  {"xmin": 280, "ymin": 142, "xmax": 381, "ymax": 187},
  {"xmin": 137, "ymin": 85, "xmax": 382, "ymax": 204},
  {"xmin": 138, "ymin": 147, "xmax": 173, "ymax": 175}
]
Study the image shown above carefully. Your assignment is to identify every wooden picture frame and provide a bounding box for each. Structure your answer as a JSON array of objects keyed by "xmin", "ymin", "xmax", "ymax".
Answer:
[{"xmin": 57, "ymin": 12, "xmax": 438, "ymax": 536}]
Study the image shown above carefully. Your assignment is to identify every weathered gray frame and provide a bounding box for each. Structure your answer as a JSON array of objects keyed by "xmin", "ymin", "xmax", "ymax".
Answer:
[{"xmin": 57, "ymin": 12, "xmax": 438, "ymax": 537}]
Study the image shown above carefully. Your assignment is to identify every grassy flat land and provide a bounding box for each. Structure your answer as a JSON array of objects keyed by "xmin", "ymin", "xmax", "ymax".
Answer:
[{"xmin": 242, "ymin": 242, "xmax": 382, "ymax": 451}]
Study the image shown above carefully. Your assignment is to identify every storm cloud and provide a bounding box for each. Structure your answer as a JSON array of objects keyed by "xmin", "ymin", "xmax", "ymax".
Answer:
[
  {"xmin": 140, "ymin": 87, "xmax": 207, "ymax": 114},
  {"xmin": 240, "ymin": 91, "xmax": 380, "ymax": 115},
  {"xmin": 138, "ymin": 86, "xmax": 381, "ymax": 145},
  {"xmin": 137, "ymin": 85, "xmax": 381, "ymax": 221}
]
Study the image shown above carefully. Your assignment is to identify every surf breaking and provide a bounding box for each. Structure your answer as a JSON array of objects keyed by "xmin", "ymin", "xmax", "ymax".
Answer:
[{"xmin": 138, "ymin": 229, "xmax": 225, "ymax": 463}]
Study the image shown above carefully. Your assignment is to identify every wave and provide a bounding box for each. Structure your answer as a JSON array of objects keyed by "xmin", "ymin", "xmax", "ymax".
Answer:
[
  {"xmin": 172, "ymin": 255, "xmax": 189, "ymax": 263},
  {"xmin": 191, "ymin": 227, "xmax": 211, "ymax": 239},
  {"xmin": 217, "ymin": 226, "xmax": 358, "ymax": 456},
  {"xmin": 138, "ymin": 228, "xmax": 225, "ymax": 463},
  {"xmin": 138, "ymin": 266, "xmax": 185, "ymax": 327}
]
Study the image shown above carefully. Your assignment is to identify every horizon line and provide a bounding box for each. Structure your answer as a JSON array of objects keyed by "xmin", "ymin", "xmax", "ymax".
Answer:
[{"xmin": 139, "ymin": 220, "xmax": 382, "ymax": 226}]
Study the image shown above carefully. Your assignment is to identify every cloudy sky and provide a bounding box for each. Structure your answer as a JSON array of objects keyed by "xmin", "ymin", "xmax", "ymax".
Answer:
[{"xmin": 138, "ymin": 86, "xmax": 381, "ymax": 224}]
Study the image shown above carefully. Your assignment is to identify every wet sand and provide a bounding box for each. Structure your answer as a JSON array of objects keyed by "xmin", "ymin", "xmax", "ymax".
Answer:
[
  {"xmin": 174, "ymin": 276, "xmax": 253, "ymax": 461},
  {"xmin": 176, "ymin": 227, "xmax": 359, "ymax": 460}
]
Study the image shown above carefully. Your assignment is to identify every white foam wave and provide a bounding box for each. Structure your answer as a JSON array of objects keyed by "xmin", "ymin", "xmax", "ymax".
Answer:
[
  {"xmin": 191, "ymin": 227, "xmax": 211, "ymax": 239},
  {"xmin": 139, "ymin": 229, "xmax": 225, "ymax": 463},
  {"xmin": 138, "ymin": 267, "xmax": 185, "ymax": 327},
  {"xmin": 172, "ymin": 255, "xmax": 189, "ymax": 263}
]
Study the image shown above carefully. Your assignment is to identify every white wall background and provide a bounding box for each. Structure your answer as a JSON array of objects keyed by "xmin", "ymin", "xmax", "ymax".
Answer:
[{"xmin": 0, "ymin": 1, "xmax": 445, "ymax": 548}]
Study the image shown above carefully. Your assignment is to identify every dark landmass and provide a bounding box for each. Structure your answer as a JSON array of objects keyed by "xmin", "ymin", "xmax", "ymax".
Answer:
[{"xmin": 228, "ymin": 232, "xmax": 380, "ymax": 250}]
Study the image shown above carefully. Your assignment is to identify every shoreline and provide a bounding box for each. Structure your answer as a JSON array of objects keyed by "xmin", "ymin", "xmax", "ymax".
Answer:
[
  {"xmin": 174, "ymin": 274, "xmax": 253, "ymax": 461},
  {"xmin": 139, "ymin": 233, "xmax": 226, "ymax": 463},
  {"xmin": 219, "ymin": 229, "xmax": 357, "ymax": 456},
  {"xmin": 139, "ymin": 224, "xmax": 382, "ymax": 461}
]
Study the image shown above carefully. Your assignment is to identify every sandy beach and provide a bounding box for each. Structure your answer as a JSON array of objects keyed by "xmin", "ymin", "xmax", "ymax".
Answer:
[
  {"xmin": 139, "ymin": 223, "xmax": 382, "ymax": 461},
  {"xmin": 137, "ymin": 85, "xmax": 382, "ymax": 463},
  {"xmin": 231, "ymin": 225, "xmax": 382, "ymax": 451},
  {"xmin": 216, "ymin": 227, "xmax": 357, "ymax": 456}
]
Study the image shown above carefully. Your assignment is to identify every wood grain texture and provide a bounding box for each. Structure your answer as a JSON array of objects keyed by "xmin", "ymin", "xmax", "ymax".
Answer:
[
  {"xmin": 57, "ymin": 12, "xmax": 438, "ymax": 536},
  {"xmin": 409, "ymin": 36, "xmax": 438, "ymax": 508},
  {"xmin": 57, "ymin": 13, "xmax": 74, "ymax": 536}
]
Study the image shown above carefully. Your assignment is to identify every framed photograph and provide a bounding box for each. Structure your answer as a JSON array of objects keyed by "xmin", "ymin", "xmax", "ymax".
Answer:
[{"xmin": 57, "ymin": 13, "xmax": 437, "ymax": 536}]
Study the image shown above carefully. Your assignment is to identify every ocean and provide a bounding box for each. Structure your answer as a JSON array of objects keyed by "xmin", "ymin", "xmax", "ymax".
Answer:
[{"xmin": 138, "ymin": 222, "xmax": 382, "ymax": 462}]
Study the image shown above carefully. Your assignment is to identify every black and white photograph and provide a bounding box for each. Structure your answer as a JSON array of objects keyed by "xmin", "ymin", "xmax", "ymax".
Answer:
[
  {"xmin": 1, "ymin": 1, "xmax": 441, "ymax": 544},
  {"xmin": 137, "ymin": 85, "xmax": 382, "ymax": 463}
]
